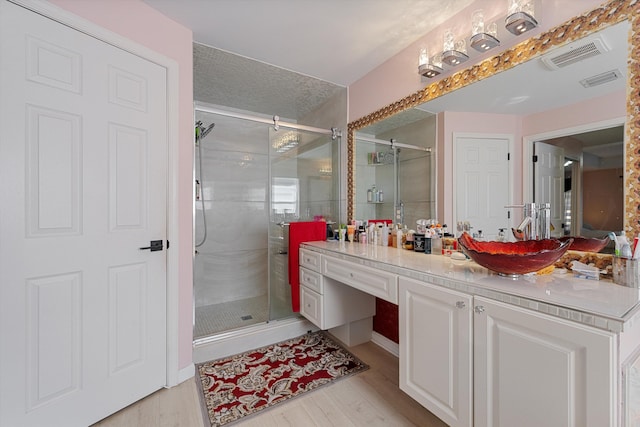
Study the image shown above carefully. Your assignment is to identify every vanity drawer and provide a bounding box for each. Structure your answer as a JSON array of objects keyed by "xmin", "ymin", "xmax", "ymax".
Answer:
[
  {"xmin": 299, "ymin": 248, "xmax": 322, "ymax": 273},
  {"xmin": 300, "ymin": 266, "xmax": 323, "ymax": 293},
  {"xmin": 300, "ymin": 285, "xmax": 323, "ymax": 329},
  {"xmin": 322, "ymin": 256, "xmax": 398, "ymax": 304}
]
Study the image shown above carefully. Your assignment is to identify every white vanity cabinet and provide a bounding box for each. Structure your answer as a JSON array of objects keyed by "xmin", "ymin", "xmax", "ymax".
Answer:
[
  {"xmin": 399, "ymin": 276, "xmax": 473, "ymax": 427},
  {"xmin": 474, "ymin": 296, "xmax": 616, "ymax": 427},
  {"xmin": 399, "ymin": 276, "xmax": 617, "ymax": 427},
  {"xmin": 299, "ymin": 248, "xmax": 375, "ymax": 334}
]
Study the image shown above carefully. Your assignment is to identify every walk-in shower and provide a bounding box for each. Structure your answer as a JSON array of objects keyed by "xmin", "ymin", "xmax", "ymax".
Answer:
[
  {"xmin": 355, "ymin": 134, "xmax": 434, "ymax": 228},
  {"xmin": 193, "ymin": 106, "xmax": 340, "ymax": 340}
]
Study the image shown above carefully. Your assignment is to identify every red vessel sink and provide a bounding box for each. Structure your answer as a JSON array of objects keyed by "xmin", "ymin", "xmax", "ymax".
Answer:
[
  {"xmin": 458, "ymin": 232, "xmax": 572, "ymax": 276},
  {"xmin": 558, "ymin": 236, "xmax": 610, "ymax": 253}
]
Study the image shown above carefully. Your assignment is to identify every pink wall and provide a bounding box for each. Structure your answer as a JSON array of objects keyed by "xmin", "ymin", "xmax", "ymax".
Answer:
[
  {"xmin": 349, "ymin": 0, "xmax": 606, "ymax": 122},
  {"xmin": 49, "ymin": 0, "xmax": 195, "ymax": 371}
]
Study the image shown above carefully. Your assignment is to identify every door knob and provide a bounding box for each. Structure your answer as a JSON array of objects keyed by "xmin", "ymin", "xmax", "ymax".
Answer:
[
  {"xmin": 456, "ymin": 301, "xmax": 466, "ymax": 309},
  {"xmin": 139, "ymin": 240, "xmax": 163, "ymax": 251},
  {"xmin": 474, "ymin": 305, "xmax": 485, "ymax": 314}
]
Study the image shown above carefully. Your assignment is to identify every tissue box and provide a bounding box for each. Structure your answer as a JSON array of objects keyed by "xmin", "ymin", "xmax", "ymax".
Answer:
[
  {"xmin": 555, "ymin": 250, "xmax": 612, "ymax": 279},
  {"xmin": 571, "ymin": 261, "xmax": 600, "ymax": 280}
]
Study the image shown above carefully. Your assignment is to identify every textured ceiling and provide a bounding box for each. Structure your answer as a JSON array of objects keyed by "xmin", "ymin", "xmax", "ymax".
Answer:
[
  {"xmin": 144, "ymin": 0, "xmax": 475, "ymax": 86},
  {"xmin": 193, "ymin": 43, "xmax": 344, "ymax": 121}
]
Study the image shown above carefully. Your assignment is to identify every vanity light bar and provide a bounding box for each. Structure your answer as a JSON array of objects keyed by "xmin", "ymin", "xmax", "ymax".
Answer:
[
  {"xmin": 442, "ymin": 49, "xmax": 469, "ymax": 66},
  {"xmin": 419, "ymin": 63, "xmax": 443, "ymax": 78},
  {"xmin": 470, "ymin": 32, "xmax": 500, "ymax": 52},
  {"xmin": 505, "ymin": 11, "xmax": 538, "ymax": 35}
]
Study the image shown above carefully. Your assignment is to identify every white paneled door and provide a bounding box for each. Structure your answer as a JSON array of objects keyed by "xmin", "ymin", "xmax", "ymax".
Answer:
[
  {"xmin": 454, "ymin": 135, "xmax": 510, "ymax": 240},
  {"xmin": 534, "ymin": 141, "xmax": 565, "ymax": 237},
  {"xmin": 0, "ymin": 2, "xmax": 168, "ymax": 426}
]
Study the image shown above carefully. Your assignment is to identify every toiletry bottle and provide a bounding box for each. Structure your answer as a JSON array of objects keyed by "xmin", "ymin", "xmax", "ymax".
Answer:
[
  {"xmin": 391, "ymin": 224, "xmax": 398, "ymax": 247},
  {"xmin": 431, "ymin": 234, "xmax": 442, "ymax": 255},
  {"xmin": 372, "ymin": 185, "xmax": 377, "ymax": 202},
  {"xmin": 381, "ymin": 223, "xmax": 389, "ymax": 246},
  {"xmin": 367, "ymin": 187, "xmax": 373, "ymax": 202},
  {"xmin": 378, "ymin": 189, "xmax": 384, "ymax": 202}
]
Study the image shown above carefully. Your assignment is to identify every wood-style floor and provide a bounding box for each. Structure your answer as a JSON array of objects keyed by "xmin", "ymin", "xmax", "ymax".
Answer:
[{"xmin": 93, "ymin": 340, "xmax": 447, "ymax": 427}]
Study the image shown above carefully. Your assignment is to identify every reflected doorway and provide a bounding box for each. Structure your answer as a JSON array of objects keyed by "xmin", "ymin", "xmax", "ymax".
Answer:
[{"xmin": 533, "ymin": 124, "xmax": 624, "ymax": 239}]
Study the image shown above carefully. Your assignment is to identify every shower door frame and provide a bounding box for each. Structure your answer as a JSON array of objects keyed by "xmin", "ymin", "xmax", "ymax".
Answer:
[{"xmin": 193, "ymin": 103, "xmax": 341, "ymax": 342}]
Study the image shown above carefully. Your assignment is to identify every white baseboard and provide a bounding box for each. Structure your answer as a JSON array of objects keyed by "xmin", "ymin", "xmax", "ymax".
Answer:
[
  {"xmin": 371, "ymin": 331, "xmax": 399, "ymax": 357},
  {"xmin": 176, "ymin": 363, "xmax": 195, "ymax": 384},
  {"xmin": 193, "ymin": 317, "xmax": 317, "ymax": 364}
]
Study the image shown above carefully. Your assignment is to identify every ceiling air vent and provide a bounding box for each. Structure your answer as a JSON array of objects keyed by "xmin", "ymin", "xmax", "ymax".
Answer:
[
  {"xmin": 541, "ymin": 37, "xmax": 609, "ymax": 70},
  {"xmin": 579, "ymin": 69, "xmax": 622, "ymax": 88}
]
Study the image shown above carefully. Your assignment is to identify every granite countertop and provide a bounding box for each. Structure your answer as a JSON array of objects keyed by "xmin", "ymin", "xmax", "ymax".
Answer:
[{"xmin": 301, "ymin": 240, "xmax": 640, "ymax": 332}]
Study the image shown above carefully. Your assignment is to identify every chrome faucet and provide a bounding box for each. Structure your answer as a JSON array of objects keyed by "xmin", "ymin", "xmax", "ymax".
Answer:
[{"xmin": 506, "ymin": 202, "xmax": 551, "ymax": 240}]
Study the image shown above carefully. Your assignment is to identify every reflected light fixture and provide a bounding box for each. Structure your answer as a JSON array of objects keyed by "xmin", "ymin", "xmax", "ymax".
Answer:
[
  {"xmin": 272, "ymin": 131, "xmax": 299, "ymax": 153},
  {"xmin": 441, "ymin": 29, "xmax": 469, "ymax": 66},
  {"xmin": 505, "ymin": 0, "xmax": 538, "ymax": 35},
  {"xmin": 418, "ymin": 47, "xmax": 442, "ymax": 78},
  {"xmin": 470, "ymin": 9, "xmax": 500, "ymax": 52}
]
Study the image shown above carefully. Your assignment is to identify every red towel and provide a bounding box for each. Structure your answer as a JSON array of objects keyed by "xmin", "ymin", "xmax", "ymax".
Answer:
[{"xmin": 288, "ymin": 221, "xmax": 326, "ymax": 312}]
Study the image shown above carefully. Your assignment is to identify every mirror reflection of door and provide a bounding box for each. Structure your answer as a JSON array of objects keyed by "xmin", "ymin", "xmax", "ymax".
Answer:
[
  {"xmin": 454, "ymin": 134, "xmax": 511, "ymax": 240},
  {"xmin": 534, "ymin": 125, "xmax": 624, "ymax": 238},
  {"xmin": 533, "ymin": 142, "xmax": 565, "ymax": 237}
]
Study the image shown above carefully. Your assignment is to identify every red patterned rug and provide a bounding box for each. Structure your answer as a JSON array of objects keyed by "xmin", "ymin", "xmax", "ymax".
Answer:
[{"xmin": 196, "ymin": 331, "xmax": 368, "ymax": 426}]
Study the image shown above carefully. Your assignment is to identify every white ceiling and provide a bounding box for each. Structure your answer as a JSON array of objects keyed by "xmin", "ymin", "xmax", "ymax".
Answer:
[
  {"xmin": 142, "ymin": 0, "xmax": 474, "ymax": 86},
  {"xmin": 143, "ymin": 0, "xmax": 628, "ymax": 125}
]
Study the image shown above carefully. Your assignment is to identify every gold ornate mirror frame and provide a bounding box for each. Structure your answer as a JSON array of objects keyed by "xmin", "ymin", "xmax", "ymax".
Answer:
[{"xmin": 347, "ymin": 0, "xmax": 640, "ymax": 236}]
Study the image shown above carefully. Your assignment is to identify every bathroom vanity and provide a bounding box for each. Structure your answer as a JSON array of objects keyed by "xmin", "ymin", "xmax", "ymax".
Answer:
[{"xmin": 299, "ymin": 240, "xmax": 640, "ymax": 427}]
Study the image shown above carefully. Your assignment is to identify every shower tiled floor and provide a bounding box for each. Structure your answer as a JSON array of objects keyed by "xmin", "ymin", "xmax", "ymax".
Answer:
[{"xmin": 194, "ymin": 295, "xmax": 269, "ymax": 339}]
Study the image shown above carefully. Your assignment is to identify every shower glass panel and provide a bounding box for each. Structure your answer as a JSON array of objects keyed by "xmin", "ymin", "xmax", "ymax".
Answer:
[
  {"xmin": 355, "ymin": 138, "xmax": 433, "ymax": 228},
  {"xmin": 194, "ymin": 108, "xmax": 338, "ymax": 339},
  {"xmin": 268, "ymin": 127, "xmax": 339, "ymax": 320}
]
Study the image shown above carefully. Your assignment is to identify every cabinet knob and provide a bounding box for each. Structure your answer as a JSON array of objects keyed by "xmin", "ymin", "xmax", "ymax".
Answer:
[
  {"xmin": 456, "ymin": 301, "xmax": 466, "ymax": 309},
  {"xmin": 474, "ymin": 305, "xmax": 485, "ymax": 314}
]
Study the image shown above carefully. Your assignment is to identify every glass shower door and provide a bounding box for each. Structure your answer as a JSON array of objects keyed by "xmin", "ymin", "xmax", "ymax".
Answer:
[{"xmin": 268, "ymin": 127, "xmax": 339, "ymax": 320}]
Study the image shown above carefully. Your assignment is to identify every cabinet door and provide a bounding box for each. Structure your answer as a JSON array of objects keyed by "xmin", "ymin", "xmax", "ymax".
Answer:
[
  {"xmin": 300, "ymin": 285, "xmax": 323, "ymax": 329},
  {"xmin": 474, "ymin": 296, "xmax": 616, "ymax": 427},
  {"xmin": 399, "ymin": 277, "xmax": 473, "ymax": 427}
]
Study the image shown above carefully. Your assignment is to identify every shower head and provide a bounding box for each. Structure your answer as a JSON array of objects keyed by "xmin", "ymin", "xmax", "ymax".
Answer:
[
  {"xmin": 195, "ymin": 121, "xmax": 215, "ymax": 141},
  {"xmin": 201, "ymin": 123, "xmax": 215, "ymax": 139}
]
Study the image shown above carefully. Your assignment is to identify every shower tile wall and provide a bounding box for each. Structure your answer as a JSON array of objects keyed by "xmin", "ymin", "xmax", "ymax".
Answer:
[{"xmin": 195, "ymin": 116, "xmax": 269, "ymax": 308}]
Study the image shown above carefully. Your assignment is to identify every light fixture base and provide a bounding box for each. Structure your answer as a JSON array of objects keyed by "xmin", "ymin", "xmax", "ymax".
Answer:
[
  {"xmin": 470, "ymin": 33, "xmax": 500, "ymax": 52},
  {"xmin": 441, "ymin": 50, "xmax": 469, "ymax": 66},
  {"xmin": 418, "ymin": 63, "xmax": 443, "ymax": 78},
  {"xmin": 505, "ymin": 11, "xmax": 538, "ymax": 35}
]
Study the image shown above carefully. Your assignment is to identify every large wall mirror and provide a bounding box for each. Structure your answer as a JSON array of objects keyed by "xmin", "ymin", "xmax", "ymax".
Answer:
[
  {"xmin": 347, "ymin": 0, "xmax": 639, "ymax": 238},
  {"xmin": 354, "ymin": 109, "xmax": 436, "ymax": 229}
]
